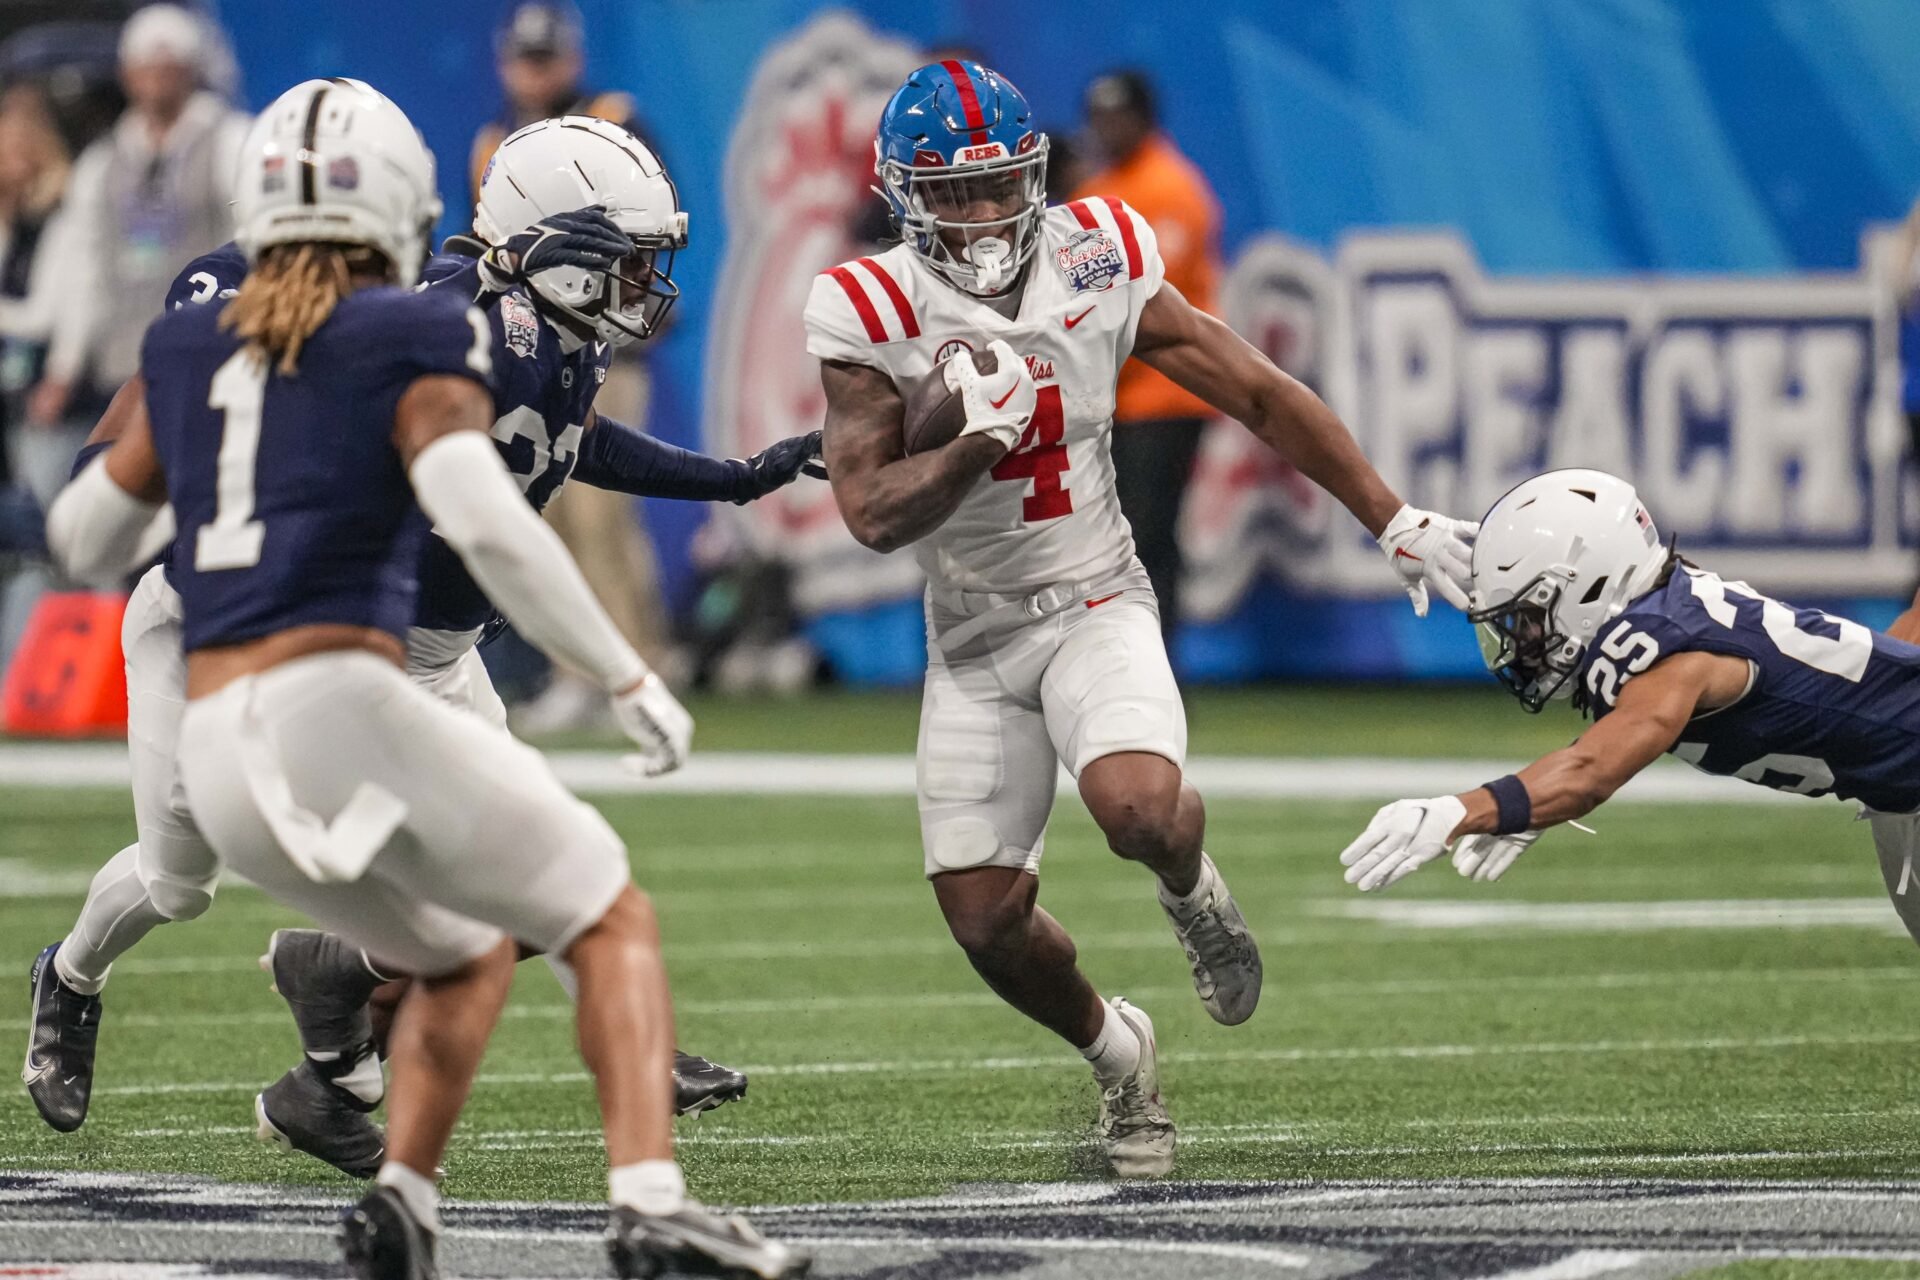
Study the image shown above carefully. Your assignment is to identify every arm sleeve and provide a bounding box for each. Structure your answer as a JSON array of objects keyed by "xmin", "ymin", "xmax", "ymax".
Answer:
[
  {"xmin": 409, "ymin": 430, "xmax": 647, "ymax": 692},
  {"xmin": 803, "ymin": 270, "xmax": 883, "ymax": 367},
  {"xmin": 572, "ymin": 414, "xmax": 752, "ymax": 501},
  {"xmin": 46, "ymin": 456, "xmax": 170, "ymax": 587}
]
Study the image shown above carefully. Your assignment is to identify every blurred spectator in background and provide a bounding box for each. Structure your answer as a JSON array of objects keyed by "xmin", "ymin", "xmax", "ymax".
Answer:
[
  {"xmin": 28, "ymin": 3, "xmax": 246, "ymax": 460},
  {"xmin": 1074, "ymin": 69, "xmax": 1222, "ymax": 643},
  {"xmin": 471, "ymin": 1, "xmax": 673, "ymax": 730}
]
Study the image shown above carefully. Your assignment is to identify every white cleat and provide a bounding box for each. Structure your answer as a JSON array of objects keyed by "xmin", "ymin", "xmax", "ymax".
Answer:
[
  {"xmin": 1159, "ymin": 853, "xmax": 1262, "ymax": 1025},
  {"xmin": 1098, "ymin": 997, "xmax": 1175, "ymax": 1178}
]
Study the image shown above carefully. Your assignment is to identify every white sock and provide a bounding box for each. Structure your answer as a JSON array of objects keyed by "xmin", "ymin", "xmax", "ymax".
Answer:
[
  {"xmin": 610, "ymin": 1160, "xmax": 686, "ymax": 1215},
  {"xmin": 57, "ymin": 845, "xmax": 170, "ymax": 994},
  {"xmin": 1157, "ymin": 852, "xmax": 1217, "ymax": 915},
  {"xmin": 376, "ymin": 1161, "xmax": 440, "ymax": 1235},
  {"xmin": 1078, "ymin": 1001, "xmax": 1142, "ymax": 1086}
]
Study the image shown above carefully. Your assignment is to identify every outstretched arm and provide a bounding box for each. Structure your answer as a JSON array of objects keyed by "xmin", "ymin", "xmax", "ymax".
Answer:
[
  {"xmin": 572, "ymin": 410, "xmax": 823, "ymax": 504},
  {"xmin": 1338, "ymin": 651, "xmax": 1746, "ymax": 891},
  {"xmin": 821, "ymin": 358, "xmax": 1006, "ymax": 554},
  {"xmin": 1131, "ymin": 282, "xmax": 1476, "ymax": 614}
]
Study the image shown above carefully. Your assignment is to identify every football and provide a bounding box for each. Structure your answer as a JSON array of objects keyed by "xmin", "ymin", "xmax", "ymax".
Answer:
[{"xmin": 900, "ymin": 346, "xmax": 998, "ymax": 455}]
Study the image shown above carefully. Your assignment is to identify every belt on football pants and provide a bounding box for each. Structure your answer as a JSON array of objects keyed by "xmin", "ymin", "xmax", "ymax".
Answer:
[
  {"xmin": 234, "ymin": 676, "xmax": 410, "ymax": 884},
  {"xmin": 927, "ymin": 577, "xmax": 1103, "ymax": 654}
]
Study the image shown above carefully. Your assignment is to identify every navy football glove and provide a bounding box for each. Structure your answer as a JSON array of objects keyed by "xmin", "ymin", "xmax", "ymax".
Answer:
[
  {"xmin": 479, "ymin": 207, "xmax": 632, "ymax": 290},
  {"xmin": 732, "ymin": 431, "xmax": 826, "ymax": 504}
]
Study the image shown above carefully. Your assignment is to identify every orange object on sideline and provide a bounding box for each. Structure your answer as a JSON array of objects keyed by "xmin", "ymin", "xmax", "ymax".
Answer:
[{"xmin": 2, "ymin": 592, "xmax": 129, "ymax": 736}]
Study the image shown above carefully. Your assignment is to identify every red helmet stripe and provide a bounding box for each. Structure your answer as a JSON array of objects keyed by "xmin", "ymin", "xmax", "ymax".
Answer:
[
  {"xmin": 826, "ymin": 266, "xmax": 888, "ymax": 343},
  {"xmin": 941, "ymin": 59, "xmax": 991, "ymax": 146},
  {"xmin": 857, "ymin": 257, "xmax": 919, "ymax": 339},
  {"xmin": 1066, "ymin": 200, "xmax": 1100, "ymax": 230},
  {"xmin": 1102, "ymin": 197, "xmax": 1143, "ymax": 280}
]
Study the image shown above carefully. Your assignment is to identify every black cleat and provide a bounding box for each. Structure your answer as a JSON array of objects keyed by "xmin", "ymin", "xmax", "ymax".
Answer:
[
  {"xmin": 257, "ymin": 1059, "xmax": 385, "ymax": 1178},
  {"xmin": 608, "ymin": 1201, "xmax": 810, "ymax": 1279},
  {"xmin": 341, "ymin": 1185, "xmax": 438, "ymax": 1280},
  {"xmin": 23, "ymin": 943, "xmax": 101, "ymax": 1132},
  {"xmin": 675, "ymin": 1051, "xmax": 748, "ymax": 1117},
  {"xmin": 260, "ymin": 928, "xmax": 380, "ymax": 1055}
]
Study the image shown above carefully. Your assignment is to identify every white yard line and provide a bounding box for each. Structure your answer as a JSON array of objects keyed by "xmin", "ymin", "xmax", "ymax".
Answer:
[
  {"xmin": 1479, "ymin": 1253, "xmax": 1650, "ymax": 1280},
  {"xmin": 1332, "ymin": 897, "xmax": 1909, "ymax": 932},
  {"xmin": 0, "ymin": 743, "xmax": 1801, "ymax": 804}
]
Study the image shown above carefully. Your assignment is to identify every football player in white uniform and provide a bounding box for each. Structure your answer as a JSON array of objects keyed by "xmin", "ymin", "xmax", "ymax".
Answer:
[{"xmin": 806, "ymin": 60, "xmax": 1477, "ymax": 1177}]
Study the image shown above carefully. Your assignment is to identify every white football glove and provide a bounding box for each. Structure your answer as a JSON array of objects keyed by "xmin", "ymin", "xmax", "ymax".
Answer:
[
  {"xmin": 946, "ymin": 338, "xmax": 1036, "ymax": 451},
  {"xmin": 1339, "ymin": 795, "xmax": 1467, "ymax": 892},
  {"xmin": 1378, "ymin": 504, "xmax": 1479, "ymax": 617},
  {"xmin": 610, "ymin": 672, "xmax": 693, "ymax": 777},
  {"xmin": 1451, "ymin": 829, "xmax": 1540, "ymax": 882}
]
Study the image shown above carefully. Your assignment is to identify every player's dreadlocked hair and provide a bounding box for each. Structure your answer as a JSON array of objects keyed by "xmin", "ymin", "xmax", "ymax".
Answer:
[{"xmin": 219, "ymin": 242, "xmax": 390, "ymax": 375}]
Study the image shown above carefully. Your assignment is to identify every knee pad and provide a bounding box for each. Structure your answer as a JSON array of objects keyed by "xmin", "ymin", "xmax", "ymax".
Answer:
[
  {"xmin": 925, "ymin": 816, "xmax": 1007, "ymax": 873},
  {"xmin": 145, "ymin": 876, "xmax": 215, "ymax": 922}
]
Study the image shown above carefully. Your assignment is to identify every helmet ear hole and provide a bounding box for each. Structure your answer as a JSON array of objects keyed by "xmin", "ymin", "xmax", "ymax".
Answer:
[{"xmin": 1579, "ymin": 575, "xmax": 1610, "ymax": 606}]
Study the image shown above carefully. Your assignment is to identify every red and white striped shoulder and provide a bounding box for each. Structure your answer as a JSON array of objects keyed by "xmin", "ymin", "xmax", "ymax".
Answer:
[
  {"xmin": 803, "ymin": 251, "xmax": 922, "ymax": 363},
  {"xmin": 1048, "ymin": 197, "xmax": 1163, "ymax": 293}
]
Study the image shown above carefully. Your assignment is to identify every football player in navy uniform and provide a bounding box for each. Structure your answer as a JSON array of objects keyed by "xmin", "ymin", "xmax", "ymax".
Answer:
[
  {"xmin": 23, "ymin": 104, "xmax": 818, "ymax": 1167},
  {"xmin": 1338, "ymin": 469, "xmax": 1920, "ymax": 937},
  {"xmin": 44, "ymin": 79, "xmax": 805, "ymax": 1280}
]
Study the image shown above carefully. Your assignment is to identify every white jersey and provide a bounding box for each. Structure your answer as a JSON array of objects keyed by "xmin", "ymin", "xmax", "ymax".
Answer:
[{"xmin": 805, "ymin": 197, "xmax": 1167, "ymax": 594}]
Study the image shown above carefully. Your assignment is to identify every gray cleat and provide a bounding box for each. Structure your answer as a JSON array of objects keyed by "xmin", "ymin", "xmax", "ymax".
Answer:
[
  {"xmin": 260, "ymin": 928, "xmax": 381, "ymax": 1055},
  {"xmin": 1098, "ymin": 997, "xmax": 1175, "ymax": 1178},
  {"xmin": 607, "ymin": 1200, "xmax": 810, "ymax": 1279},
  {"xmin": 341, "ymin": 1184, "xmax": 437, "ymax": 1280},
  {"xmin": 674, "ymin": 1051, "xmax": 748, "ymax": 1117},
  {"xmin": 256, "ymin": 1059, "xmax": 384, "ymax": 1179},
  {"xmin": 1158, "ymin": 853, "xmax": 1262, "ymax": 1025}
]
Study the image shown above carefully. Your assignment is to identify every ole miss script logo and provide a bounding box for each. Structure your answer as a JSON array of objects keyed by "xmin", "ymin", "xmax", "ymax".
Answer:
[{"xmin": 1056, "ymin": 229, "xmax": 1126, "ymax": 293}]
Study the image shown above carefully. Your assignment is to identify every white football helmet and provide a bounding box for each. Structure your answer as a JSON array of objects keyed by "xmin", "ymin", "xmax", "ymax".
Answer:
[
  {"xmin": 233, "ymin": 78, "xmax": 440, "ymax": 284},
  {"xmin": 473, "ymin": 115, "xmax": 687, "ymax": 347},
  {"xmin": 1469, "ymin": 468, "xmax": 1670, "ymax": 712}
]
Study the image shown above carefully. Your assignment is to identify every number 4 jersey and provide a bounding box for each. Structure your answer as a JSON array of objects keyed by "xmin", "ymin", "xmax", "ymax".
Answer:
[
  {"xmin": 803, "ymin": 198, "xmax": 1165, "ymax": 594},
  {"xmin": 142, "ymin": 285, "xmax": 493, "ymax": 652},
  {"xmin": 1578, "ymin": 564, "xmax": 1920, "ymax": 812}
]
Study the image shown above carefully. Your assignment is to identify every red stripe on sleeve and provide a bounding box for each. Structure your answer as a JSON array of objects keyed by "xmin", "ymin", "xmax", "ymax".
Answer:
[
  {"xmin": 1102, "ymin": 196, "xmax": 1143, "ymax": 280},
  {"xmin": 1066, "ymin": 200, "xmax": 1099, "ymax": 230},
  {"xmin": 857, "ymin": 257, "xmax": 919, "ymax": 340},
  {"xmin": 826, "ymin": 266, "xmax": 887, "ymax": 344},
  {"xmin": 941, "ymin": 59, "xmax": 991, "ymax": 146}
]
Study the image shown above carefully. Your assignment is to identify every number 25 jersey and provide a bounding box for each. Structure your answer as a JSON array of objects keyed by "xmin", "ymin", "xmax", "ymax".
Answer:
[
  {"xmin": 1579, "ymin": 565, "xmax": 1920, "ymax": 813},
  {"xmin": 803, "ymin": 198, "xmax": 1166, "ymax": 595}
]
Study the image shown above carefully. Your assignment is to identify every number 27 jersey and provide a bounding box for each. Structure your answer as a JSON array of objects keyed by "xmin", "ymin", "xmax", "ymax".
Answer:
[
  {"xmin": 803, "ymin": 198, "xmax": 1166, "ymax": 595},
  {"xmin": 1579, "ymin": 565, "xmax": 1920, "ymax": 813}
]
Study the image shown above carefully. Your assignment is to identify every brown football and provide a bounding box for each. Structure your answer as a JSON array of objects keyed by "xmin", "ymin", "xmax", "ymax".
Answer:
[{"xmin": 900, "ymin": 346, "xmax": 998, "ymax": 455}]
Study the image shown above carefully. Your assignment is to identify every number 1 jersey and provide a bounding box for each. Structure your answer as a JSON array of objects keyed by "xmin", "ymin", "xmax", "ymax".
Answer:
[
  {"xmin": 142, "ymin": 286, "xmax": 493, "ymax": 653},
  {"xmin": 803, "ymin": 198, "xmax": 1167, "ymax": 595},
  {"xmin": 1579, "ymin": 565, "xmax": 1920, "ymax": 813}
]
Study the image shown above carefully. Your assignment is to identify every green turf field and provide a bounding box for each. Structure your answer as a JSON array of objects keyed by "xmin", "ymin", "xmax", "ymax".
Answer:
[{"xmin": 4, "ymin": 758, "xmax": 1916, "ymax": 1216}]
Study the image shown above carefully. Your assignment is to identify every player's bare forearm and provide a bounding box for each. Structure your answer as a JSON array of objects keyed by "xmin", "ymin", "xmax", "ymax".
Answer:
[
  {"xmin": 1448, "ymin": 655, "xmax": 1718, "ymax": 839},
  {"xmin": 821, "ymin": 359, "xmax": 1003, "ymax": 553},
  {"xmin": 86, "ymin": 376, "xmax": 146, "ymax": 448},
  {"xmin": 1888, "ymin": 586, "xmax": 1920, "ymax": 644},
  {"xmin": 1133, "ymin": 283, "xmax": 1401, "ymax": 537}
]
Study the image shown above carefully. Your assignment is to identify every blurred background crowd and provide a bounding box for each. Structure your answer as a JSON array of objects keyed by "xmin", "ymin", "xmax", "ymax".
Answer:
[{"xmin": 3, "ymin": 0, "xmax": 1917, "ymax": 735}]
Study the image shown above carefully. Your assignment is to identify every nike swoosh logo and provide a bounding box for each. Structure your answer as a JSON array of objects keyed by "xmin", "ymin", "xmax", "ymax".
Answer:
[
  {"xmin": 1084, "ymin": 592, "xmax": 1123, "ymax": 609},
  {"xmin": 990, "ymin": 387, "xmax": 1017, "ymax": 410},
  {"xmin": 1393, "ymin": 548, "xmax": 1424, "ymax": 564},
  {"xmin": 1064, "ymin": 306, "xmax": 1095, "ymax": 329}
]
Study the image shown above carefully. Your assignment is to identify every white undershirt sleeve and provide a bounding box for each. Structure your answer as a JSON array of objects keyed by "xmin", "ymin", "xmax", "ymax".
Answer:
[
  {"xmin": 46, "ymin": 456, "xmax": 169, "ymax": 587},
  {"xmin": 408, "ymin": 430, "xmax": 648, "ymax": 693}
]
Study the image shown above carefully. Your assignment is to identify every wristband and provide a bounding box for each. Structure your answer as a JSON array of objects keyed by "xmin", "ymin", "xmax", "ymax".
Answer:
[{"xmin": 1483, "ymin": 774, "xmax": 1532, "ymax": 836}]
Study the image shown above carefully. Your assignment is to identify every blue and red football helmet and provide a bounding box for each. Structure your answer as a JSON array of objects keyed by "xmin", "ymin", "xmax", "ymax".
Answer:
[{"xmin": 875, "ymin": 59, "xmax": 1049, "ymax": 296}]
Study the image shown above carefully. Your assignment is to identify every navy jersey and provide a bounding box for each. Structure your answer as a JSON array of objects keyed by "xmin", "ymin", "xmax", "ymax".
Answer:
[
  {"xmin": 165, "ymin": 242, "xmax": 248, "ymax": 310},
  {"xmin": 1579, "ymin": 566, "xmax": 1920, "ymax": 813},
  {"xmin": 410, "ymin": 251, "xmax": 612, "ymax": 636},
  {"xmin": 143, "ymin": 286, "xmax": 492, "ymax": 652}
]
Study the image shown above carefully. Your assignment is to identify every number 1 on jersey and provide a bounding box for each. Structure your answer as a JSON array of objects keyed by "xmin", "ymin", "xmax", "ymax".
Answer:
[
  {"xmin": 990, "ymin": 384, "xmax": 1071, "ymax": 522},
  {"xmin": 195, "ymin": 349, "xmax": 268, "ymax": 571}
]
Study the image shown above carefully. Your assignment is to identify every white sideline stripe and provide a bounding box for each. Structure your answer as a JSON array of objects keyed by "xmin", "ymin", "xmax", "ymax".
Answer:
[
  {"xmin": 1333, "ymin": 897, "xmax": 1908, "ymax": 932},
  {"xmin": 89, "ymin": 1029, "xmax": 1920, "ymax": 1098},
  {"xmin": 1482, "ymin": 1252, "xmax": 1649, "ymax": 1280},
  {"xmin": 0, "ymin": 742, "xmax": 1801, "ymax": 803},
  {"xmin": 16, "ymin": 965, "xmax": 1912, "ymax": 1034}
]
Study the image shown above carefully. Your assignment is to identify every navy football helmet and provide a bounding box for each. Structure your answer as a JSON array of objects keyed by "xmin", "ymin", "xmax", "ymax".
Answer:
[{"xmin": 874, "ymin": 60, "xmax": 1048, "ymax": 296}]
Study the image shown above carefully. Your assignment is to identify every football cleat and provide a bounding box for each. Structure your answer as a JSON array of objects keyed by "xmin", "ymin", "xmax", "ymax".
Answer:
[
  {"xmin": 607, "ymin": 1201, "xmax": 810, "ymax": 1279},
  {"xmin": 256, "ymin": 1059, "xmax": 385, "ymax": 1179},
  {"xmin": 22, "ymin": 943, "xmax": 101, "ymax": 1133},
  {"xmin": 260, "ymin": 928, "xmax": 380, "ymax": 1056},
  {"xmin": 675, "ymin": 1051, "xmax": 748, "ymax": 1117},
  {"xmin": 1158, "ymin": 854, "xmax": 1262, "ymax": 1025},
  {"xmin": 341, "ymin": 1185, "xmax": 437, "ymax": 1280},
  {"xmin": 1098, "ymin": 997, "xmax": 1175, "ymax": 1178}
]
